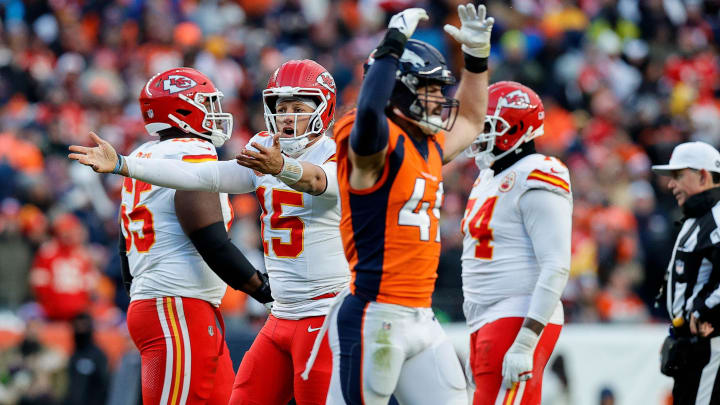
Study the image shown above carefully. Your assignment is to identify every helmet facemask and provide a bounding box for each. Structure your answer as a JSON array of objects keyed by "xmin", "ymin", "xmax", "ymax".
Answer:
[
  {"xmin": 394, "ymin": 74, "xmax": 459, "ymax": 134},
  {"xmin": 167, "ymin": 91, "xmax": 233, "ymax": 147},
  {"xmin": 263, "ymin": 87, "xmax": 327, "ymax": 157}
]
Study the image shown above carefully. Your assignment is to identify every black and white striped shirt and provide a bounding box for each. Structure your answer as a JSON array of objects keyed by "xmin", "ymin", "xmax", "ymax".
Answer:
[{"xmin": 666, "ymin": 193, "xmax": 720, "ymax": 331}]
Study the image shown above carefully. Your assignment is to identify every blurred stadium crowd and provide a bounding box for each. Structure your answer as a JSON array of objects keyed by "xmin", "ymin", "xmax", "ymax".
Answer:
[{"xmin": 0, "ymin": 0, "xmax": 718, "ymax": 403}]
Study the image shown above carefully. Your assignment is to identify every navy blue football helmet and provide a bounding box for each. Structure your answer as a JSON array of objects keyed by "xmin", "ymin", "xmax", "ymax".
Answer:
[{"xmin": 391, "ymin": 39, "xmax": 459, "ymax": 133}]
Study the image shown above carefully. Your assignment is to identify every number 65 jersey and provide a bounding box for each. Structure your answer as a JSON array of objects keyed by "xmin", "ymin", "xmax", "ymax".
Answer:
[
  {"xmin": 461, "ymin": 154, "xmax": 572, "ymax": 331},
  {"xmin": 121, "ymin": 138, "xmax": 233, "ymax": 306}
]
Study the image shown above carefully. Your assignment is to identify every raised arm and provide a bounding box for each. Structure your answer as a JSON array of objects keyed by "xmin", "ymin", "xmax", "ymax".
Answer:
[
  {"xmin": 68, "ymin": 132, "xmax": 255, "ymax": 194},
  {"xmin": 347, "ymin": 8, "xmax": 428, "ymax": 187},
  {"xmin": 442, "ymin": 4, "xmax": 494, "ymax": 163}
]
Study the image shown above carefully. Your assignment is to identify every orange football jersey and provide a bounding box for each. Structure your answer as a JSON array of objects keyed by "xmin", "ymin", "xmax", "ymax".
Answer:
[{"xmin": 334, "ymin": 111, "xmax": 444, "ymax": 307}]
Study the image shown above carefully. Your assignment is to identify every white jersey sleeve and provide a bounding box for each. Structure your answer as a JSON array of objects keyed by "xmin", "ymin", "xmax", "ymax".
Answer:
[
  {"xmin": 520, "ymin": 155, "xmax": 572, "ymax": 200},
  {"xmin": 318, "ymin": 158, "xmax": 338, "ymax": 200},
  {"xmin": 126, "ymin": 156, "xmax": 255, "ymax": 194},
  {"xmin": 519, "ymin": 189, "xmax": 571, "ymax": 325}
]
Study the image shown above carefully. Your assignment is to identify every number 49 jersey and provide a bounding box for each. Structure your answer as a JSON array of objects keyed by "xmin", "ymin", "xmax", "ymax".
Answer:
[
  {"xmin": 461, "ymin": 154, "xmax": 572, "ymax": 328},
  {"xmin": 121, "ymin": 138, "xmax": 232, "ymax": 306}
]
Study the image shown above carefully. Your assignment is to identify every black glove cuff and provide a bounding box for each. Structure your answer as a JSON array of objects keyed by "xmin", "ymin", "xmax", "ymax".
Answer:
[
  {"xmin": 249, "ymin": 271, "xmax": 273, "ymax": 304},
  {"xmin": 464, "ymin": 53, "xmax": 488, "ymax": 73},
  {"xmin": 374, "ymin": 28, "xmax": 408, "ymax": 59}
]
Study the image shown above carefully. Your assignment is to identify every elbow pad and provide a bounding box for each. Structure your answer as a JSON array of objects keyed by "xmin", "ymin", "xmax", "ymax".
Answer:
[{"xmin": 188, "ymin": 221, "xmax": 257, "ymax": 290}]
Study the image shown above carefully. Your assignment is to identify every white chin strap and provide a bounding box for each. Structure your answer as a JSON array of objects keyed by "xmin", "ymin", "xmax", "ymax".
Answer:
[
  {"xmin": 474, "ymin": 153, "xmax": 495, "ymax": 170},
  {"xmin": 278, "ymin": 136, "xmax": 311, "ymax": 157}
]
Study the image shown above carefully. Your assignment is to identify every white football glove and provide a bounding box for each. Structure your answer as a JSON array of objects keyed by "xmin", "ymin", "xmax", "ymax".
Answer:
[
  {"xmin": 388, "ymin": 8, "xmax": 429, "ymax": 40},
  {"xmin": 501, "ymin": 327, "xmax": 539, "ymax": 389},
  {"xmin": 443, "ymin": 3, "xmax": 494, "ymax": 58}
]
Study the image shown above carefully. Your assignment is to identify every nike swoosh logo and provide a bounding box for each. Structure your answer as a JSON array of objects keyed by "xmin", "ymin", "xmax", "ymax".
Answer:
[
  {"xmin": 550, "ymin": 168, "xmax": 562, "ymax": 174},
  {"xmin": 199, "ymin": 146, "xmax": 212, "ymax": 151},
  {"xmin": 308, "ymin": 326, "xmax": 322, "ymax": 333}
]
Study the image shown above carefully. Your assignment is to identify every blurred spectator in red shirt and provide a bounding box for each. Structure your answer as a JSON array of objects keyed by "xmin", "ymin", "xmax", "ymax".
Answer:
[{"xmin": 29, "ymin": 213, "xmax": 97, "ymax": 321}]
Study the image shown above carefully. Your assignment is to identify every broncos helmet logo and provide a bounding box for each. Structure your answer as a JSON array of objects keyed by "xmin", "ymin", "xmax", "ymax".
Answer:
[{"xmin": 399, "ymin": 48, "xmax": 426, "ymax": 68}]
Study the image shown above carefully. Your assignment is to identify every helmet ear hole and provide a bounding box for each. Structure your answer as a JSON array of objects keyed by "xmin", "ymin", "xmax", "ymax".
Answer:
[
  {"xmin": 507, "ymin": 125, "xmax": 518, "ymax": 135},
  {"xmin": 176, "ymin": 109, "xmax": 192, "ymax": 116}
]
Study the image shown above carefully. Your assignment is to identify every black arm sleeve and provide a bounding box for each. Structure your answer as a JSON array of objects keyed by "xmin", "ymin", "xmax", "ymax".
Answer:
[
  {"xmin": 118, "ymin": 231, "xmax": 132, "ymax": 296},
  {"xmin": 187, "ymin": 221, "xmax": 272, "ymax": 303},
  {"xmin": 350, "ymin": 29, "xmax": 405, "ymax": 156}
]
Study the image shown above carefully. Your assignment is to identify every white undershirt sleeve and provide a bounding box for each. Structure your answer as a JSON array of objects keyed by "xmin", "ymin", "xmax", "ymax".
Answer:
[
  {"xmin": 519, "ymin": 189, "xmax": 572, "ymax": 325},
  {"xmin": 125, "ymin": 158, "xmax": 255, "ymax": 194},
  {"xmin": 318, "ymin": 161, "xmax": 339, "ymax": 200}
]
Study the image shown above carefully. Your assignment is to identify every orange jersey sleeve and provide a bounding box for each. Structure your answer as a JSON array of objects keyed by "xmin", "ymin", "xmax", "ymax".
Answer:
[{"xmin": 335, "ymin": 111, "xmax": 445, "ymax": 307}]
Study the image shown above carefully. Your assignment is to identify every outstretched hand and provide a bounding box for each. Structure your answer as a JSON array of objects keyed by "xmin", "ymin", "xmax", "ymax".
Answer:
[
  {"xmin": 443, "ymin": 3, "xmax": 494, "ymax": 58},
  {"xmin": 68, "ymin": 132, "xmax": 120, "ymax": 173},
  {"xmin": 235, "ymin": 135, "xmax": 284, "ymax": 176}
]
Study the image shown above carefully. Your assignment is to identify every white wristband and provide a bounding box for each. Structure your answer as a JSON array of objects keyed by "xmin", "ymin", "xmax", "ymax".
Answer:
[{"xmin": 277, "ymin": 155, "xmax": 303, "ymax": 185}]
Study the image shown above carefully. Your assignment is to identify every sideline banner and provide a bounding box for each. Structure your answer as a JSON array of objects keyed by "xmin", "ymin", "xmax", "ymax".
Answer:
[{"xmin": 445, "ymin": 323, "xmax": 673, "ymax": 405}]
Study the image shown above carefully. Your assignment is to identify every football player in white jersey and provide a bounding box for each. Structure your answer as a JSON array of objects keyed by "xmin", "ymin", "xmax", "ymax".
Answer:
[
  {"xmin": 70, "ymin": 67, "xmax": 273, "ymax": 405},
  {"xmin": 461, "ymin": 81, "xmax": 572, "ymax": 405},
  {"xmin": 69, "ymin": 60, "xmax": 349, "ymax": 405}
]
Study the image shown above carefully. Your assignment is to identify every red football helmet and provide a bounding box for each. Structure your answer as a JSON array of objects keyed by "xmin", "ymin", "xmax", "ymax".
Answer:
[
  {"xmin": 467, "ymin": 81, "xmax": 545, "ymax": 168},
  {"xmin": 139, "ymin": 67, "xmax": 233, "ymax": 147},
  {"xmin": 262, "ymin": 60, "xmax": 336, "ymax": 156}
]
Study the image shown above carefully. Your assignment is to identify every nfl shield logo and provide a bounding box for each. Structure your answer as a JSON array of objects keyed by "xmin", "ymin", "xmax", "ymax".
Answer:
[{"xmin": 208, "ymin": 326, "xmax": 214, "ymax": 336}]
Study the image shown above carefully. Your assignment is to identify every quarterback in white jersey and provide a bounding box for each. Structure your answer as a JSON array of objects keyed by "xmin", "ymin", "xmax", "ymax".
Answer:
[
  {"xmin": 462, "ymin": 82, "xmax": 572, "ymax": 405},
  {"xmin": 71, "ymin": 60, "xmax": 348, "ymax": 405},
  {"xmin": 71, "ymin": 68, "xmax": 273, "ymax": 405}
]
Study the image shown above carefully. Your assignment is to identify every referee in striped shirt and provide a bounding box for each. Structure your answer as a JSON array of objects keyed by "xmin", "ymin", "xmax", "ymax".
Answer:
[{"xmin": 653, "ymin": 141, "xmax": 720, "ymax": 405}]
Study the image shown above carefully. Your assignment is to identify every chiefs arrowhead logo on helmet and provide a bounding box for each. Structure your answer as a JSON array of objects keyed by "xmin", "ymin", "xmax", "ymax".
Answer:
[
  {"xmin": 499, "ymin": 90, "xmax": 532, "ymax": 110},
  {"xmin": 316, "ymin": 71, "xmax": 336, "ymax": 94},
  {"xmin": 163, "ymin": 75, "xmax": 198, "ymax": 94}
]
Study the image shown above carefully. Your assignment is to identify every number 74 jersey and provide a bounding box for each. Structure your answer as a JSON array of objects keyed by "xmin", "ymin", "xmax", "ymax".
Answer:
[{"xmin": 461, "ymin": 154, "xmax": 572, "ymax": 310}]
